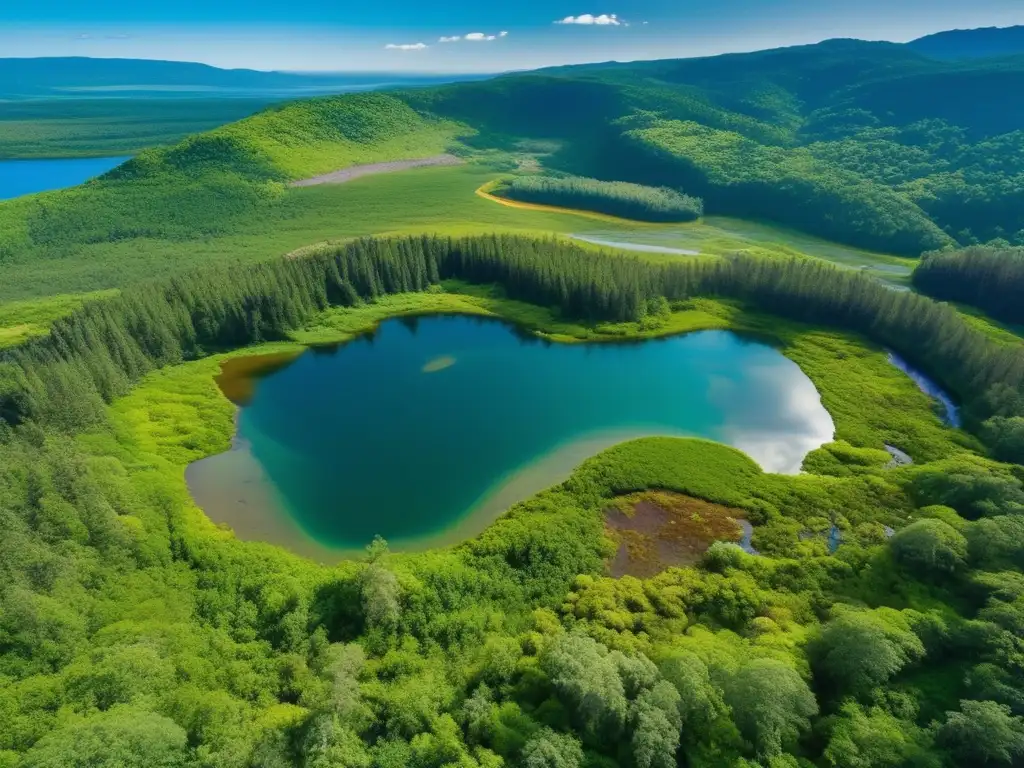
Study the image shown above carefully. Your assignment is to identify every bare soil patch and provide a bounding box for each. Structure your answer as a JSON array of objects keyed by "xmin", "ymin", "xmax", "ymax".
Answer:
[
  {"xmin": 215, "ymin": 351, "xmax": 303, "ymax": 405},
  {"xmin": 289, "ymin": 154, "xmax": 463, "ymax": 187},
  {"xmin": 605, "ymin": 491, "xmax": 746, "ymax": 578}
]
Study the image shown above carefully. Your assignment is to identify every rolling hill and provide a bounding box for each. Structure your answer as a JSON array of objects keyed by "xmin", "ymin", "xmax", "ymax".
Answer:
[
  {"xmin": 1, "ymin": 35, "xmax": 1022, "ymax": 294},
  {"xmin": 407, "ymin": 39, "xmax": 1024, "ymax": 253}
]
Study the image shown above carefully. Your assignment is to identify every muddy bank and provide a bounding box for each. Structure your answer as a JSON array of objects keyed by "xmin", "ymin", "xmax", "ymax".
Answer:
[
  {"xmin": 289, "ymin": 154, "xmax": 463, "ymax": 187},
  {"xmin": 606, "ymin": 491, "xmax": 748, "ymax": 578}
]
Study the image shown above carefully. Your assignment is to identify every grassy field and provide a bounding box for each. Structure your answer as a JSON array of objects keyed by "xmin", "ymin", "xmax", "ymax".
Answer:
[
  {"xmin": 0, "ymin": 164, "xmax": 916, "ymax": 304},
  {"xmin": 0, "ymin": 160, "xmax": 924, "ymax": 349}
]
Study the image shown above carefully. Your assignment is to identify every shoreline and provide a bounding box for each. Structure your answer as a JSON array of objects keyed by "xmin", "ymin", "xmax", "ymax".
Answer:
[{"xmin": 186, "ymin": 427, "xmax": 713, "ymax": 563}]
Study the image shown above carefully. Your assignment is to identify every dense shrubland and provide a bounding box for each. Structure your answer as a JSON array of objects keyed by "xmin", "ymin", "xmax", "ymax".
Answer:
[
  {"xmin": 494, "ymin": 175, "xmax": 703, "ymax": 222},
  {"xmin": 3, "ymin": 234, "xmax": 1024, "ymax": 765}
]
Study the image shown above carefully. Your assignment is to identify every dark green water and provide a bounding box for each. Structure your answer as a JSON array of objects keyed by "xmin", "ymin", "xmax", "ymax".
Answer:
[{"xmin": 187, "ymin": 316, "xmax": 834, "ymax": 559}]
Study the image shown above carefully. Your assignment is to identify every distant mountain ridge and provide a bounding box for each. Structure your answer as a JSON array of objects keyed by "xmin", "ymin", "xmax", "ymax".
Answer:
[
  {"xmin": 3, "ymin": 24, "xmax": 1023, "ymax": 99},
  {"xmin": 0, "ymin": 57, "xmax": 484, "ymax": 99},
  {"xmin": 908, "ymin": 25, "xmax": 1024, "ymax": 60}
]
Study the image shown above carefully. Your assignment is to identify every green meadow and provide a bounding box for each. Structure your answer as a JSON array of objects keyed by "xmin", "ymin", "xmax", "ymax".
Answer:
[{"xmin": 0, "ymin": 162, "xmax": 913, "ymax": 309}]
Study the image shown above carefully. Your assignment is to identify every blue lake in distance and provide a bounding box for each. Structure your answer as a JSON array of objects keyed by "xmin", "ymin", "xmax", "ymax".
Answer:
[
  {"xmin": 186, "ymin": 316, "xmax": 836, "ymax": 560},
  {"xmin": 0, "ymin": 156, "xmax": 129, "ymax": 200}
]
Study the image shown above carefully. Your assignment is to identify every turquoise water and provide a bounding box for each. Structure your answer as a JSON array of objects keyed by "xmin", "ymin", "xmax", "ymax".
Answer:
[
  {"xmin": 187, "ymin": 317, "xmax": 834, "ymax": 558},
  {"xmin": 0, "ymin": 156, "xmax": 129, "ymax": 200}
]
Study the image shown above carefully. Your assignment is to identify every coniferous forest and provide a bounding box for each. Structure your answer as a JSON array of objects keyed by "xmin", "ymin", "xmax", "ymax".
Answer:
[
  {"xmin": 5, "ymin": 235, "xmax": 1023, "ymax": 449},
  {"xmin": 494, "ymin": 176, "xmax": 704, "ymax": 222},
  {"xmin": 913, "ymin": 245, "xmax": 1024, "ymax": 326}
]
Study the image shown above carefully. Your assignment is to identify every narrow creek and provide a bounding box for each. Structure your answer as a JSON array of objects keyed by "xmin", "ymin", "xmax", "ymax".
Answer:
[{"xmin": 887, "ymin": 351, "xmax": 961, "ymax": 427}]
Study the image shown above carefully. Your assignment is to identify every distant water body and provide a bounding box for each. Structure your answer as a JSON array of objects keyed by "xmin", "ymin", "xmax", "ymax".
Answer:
[
  {"xmin": 0, "ymin": 156, "xmax": 129, "ymax": 200},
  {"xmin": 187, "ymin": 316, "xmax": 835, "ymax": 560},
  {"xmin": 570, "ymin": 234, "xmax": 700, "ymax": 255}
]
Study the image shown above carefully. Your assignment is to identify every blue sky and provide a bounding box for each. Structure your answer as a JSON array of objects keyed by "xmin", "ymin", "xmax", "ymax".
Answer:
[{"xmin": 2, "ymin": 0, "xmax": 1023, "ymax": 72}]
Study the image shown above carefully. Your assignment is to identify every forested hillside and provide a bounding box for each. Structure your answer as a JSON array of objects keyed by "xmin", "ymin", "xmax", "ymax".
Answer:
[
  {"xmin": 407, "ymin": 40, "xmax": 1024, "ymax": 254},
  {"xmin": 4, "ymin": 24, "xmax": 1024, "ymax": 768},
  {"xmin": 1, "ymin": 37, "xmax": 1021, "ymax": 282},
  {"xmin": 0, "ymin": 92, "xmax": 465, "ymax": 269}
]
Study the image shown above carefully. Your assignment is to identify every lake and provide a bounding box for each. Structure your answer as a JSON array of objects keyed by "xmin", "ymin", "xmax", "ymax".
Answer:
[
  {"xmin": 187, "ymin": 317, "xmax": 835, "ymax": 560},
  {"xmin": 0, "ymin": 156, "xmax": 129, "ymax": 200}
]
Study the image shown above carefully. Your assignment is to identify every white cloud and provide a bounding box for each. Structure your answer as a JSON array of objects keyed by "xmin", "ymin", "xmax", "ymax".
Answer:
[
  {"xmin": 555, "ymin": 13, "xmax": 621, "ymax": 25},
  {"xmin": 440, "ymin": 31, "xmax": 506, "ymax": 43},
  {"xmin": 385, "ymin": 42, "xmax": 428, "ymax": 50}
]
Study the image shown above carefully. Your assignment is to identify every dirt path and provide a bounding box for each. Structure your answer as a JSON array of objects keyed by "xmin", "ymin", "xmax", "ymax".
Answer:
[{"xmin": 289, "ymin": 154, "xmax": 463, "ymax": 187}]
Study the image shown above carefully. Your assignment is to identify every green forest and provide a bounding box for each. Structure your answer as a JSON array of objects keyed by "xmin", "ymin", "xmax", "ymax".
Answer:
[
  {"xmin": 406, "ymin": 41, "xmax": 1024, "ymax": 254},
  {"xmin": 493, "ymin": 177, "xmax": 703, "ymax": 222},
  {"xmin": 0, "ymin": 37, "xmax": 1022, "ymax": 288},
  {"xmin": 913, "ymin": 245, "xmax": 1024, "ymax": 326},
  {"xmin": 2, "ymin": 29, "xmax": 1024, "ymax": 768},
  {"xmin": 3, "ymin": 235, "xmax": 1024, "ymax": 766}
]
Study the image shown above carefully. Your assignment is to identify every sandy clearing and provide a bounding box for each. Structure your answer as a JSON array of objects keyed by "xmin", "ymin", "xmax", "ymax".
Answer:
[{"xmin": 289, "ymin": 154, "xmax": 464, "ymax": 187}]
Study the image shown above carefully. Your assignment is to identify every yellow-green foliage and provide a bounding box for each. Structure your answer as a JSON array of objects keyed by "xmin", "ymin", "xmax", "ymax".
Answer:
[
  {"xmin": 0, "ymin": 290, "xmax": 116, "ymax": 348},
  {"xmin": 116, "ymin": 92, "xmax": 465, "ymax": 182}
]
